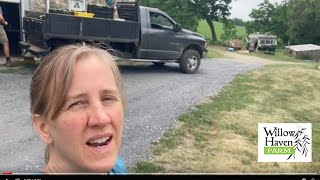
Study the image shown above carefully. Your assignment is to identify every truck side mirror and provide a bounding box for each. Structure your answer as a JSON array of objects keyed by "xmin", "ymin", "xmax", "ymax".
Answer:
[{"xmin": 174, "ymin": 23, "xmax": 182, "ymax": 32}]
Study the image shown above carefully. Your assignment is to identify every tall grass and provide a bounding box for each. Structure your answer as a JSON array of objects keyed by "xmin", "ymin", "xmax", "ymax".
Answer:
[{"xmin": 197, "ymin": 20, "xmax": 247, "ymax": 42}]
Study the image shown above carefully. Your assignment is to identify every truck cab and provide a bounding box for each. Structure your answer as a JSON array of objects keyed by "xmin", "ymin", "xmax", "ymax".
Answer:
[{"xmin": 137, "ymin": 6, "xmax": 207, "ymax": 73}]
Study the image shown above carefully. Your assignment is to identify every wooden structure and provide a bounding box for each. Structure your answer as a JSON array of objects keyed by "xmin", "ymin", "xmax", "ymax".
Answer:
[{"xmin": 285, "ymin": 44, "xmax": 320, "ymax": 60}]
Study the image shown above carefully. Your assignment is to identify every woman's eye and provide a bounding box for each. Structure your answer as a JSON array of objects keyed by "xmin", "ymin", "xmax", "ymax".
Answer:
[
  {"xmin": 69, "ymin": 101, "xmax": 86, "ymax": 108},
  {"xmin": 102, "ymin": 96, "xmax": 117, "ymax": 102}
]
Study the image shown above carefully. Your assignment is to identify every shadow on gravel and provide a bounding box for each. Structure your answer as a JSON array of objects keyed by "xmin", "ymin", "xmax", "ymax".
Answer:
[
  {"xmin": 119, "ymin": 63, "xmax": 181, "ymax": 74},
  {"xmin": 0, "ymin": 62, "xmax": 38, "ymax": 75}
]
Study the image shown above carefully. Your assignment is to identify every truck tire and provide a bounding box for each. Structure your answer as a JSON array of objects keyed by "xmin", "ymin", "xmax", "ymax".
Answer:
[
  {"xmin": 152, "ymin": 62, "xmax": 166, "ymax": 66},
  {"xmin": 179, "ymin": 49, "xmax": 200, "ymax": 74}
]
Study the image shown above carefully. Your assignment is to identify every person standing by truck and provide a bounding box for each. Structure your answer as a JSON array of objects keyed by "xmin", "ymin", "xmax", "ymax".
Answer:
[
  {"xmin": 106, "ymin": 0, "xmax": 119, "ymax": 19},
  {"xmin": 0, "ymin": 6, "xmax": 12, "ymax": 67}
]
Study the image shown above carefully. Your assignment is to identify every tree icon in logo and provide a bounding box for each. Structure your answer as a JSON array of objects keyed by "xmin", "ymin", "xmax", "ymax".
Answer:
[{"xmin": 287, "ymin": 126, "xmax": 311, "ymax": 160}]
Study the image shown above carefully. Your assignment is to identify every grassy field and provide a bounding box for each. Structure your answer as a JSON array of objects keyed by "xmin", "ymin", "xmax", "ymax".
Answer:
[
  {"xmin": 206, "ymin": 45, "xmax": 227, "ymax": 59},
  {"xmin": 242, "ymin": 49, "xmax": 304, "ymax": 63},
  {"xmin": 197, "ymin": 20, "xmax": 308, "ymax": 63},
  {"xmin": 131, "ymin": 63, "xmax": 320, "ymax": 173},
  {"xmin": 197, "ymin": 20, "xmax": 247, "ymax": 41}
]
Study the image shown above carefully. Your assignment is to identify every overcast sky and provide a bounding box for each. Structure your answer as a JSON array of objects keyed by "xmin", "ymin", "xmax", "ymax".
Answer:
[{"xmin": 229, "ymin": 0, "xmax": 283, "ymax": 21}]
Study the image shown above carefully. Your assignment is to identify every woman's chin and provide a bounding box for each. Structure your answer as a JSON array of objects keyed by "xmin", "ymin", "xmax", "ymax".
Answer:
[{"xmin": 84, "ymin": 156, "xmax": 117, "ymax": 173}]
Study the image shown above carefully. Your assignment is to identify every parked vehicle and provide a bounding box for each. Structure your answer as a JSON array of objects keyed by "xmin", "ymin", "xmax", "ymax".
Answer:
[
  {"xmin": 20, "ymin": 2, "xmax": 207, "ymax": 74},
  {"xmin": 246, "ymin": 33, "xmax": 277, "ymax": 54}
]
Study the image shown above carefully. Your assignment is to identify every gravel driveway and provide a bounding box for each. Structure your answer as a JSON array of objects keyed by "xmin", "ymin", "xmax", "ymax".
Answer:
[{"xmin": 0, "ymin": 58, "xmax": 263, "ymax": 172}]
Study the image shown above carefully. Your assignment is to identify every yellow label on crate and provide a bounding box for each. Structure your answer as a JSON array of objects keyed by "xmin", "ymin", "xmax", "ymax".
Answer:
[{"xmin": 74, "ymin": 11, "xmax": 95, "ymax": 18}]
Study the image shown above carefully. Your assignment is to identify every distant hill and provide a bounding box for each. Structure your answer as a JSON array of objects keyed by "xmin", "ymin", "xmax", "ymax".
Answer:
[{"xmin": 197, "ymin": 20, "xmax": 247, "ymax": 41}]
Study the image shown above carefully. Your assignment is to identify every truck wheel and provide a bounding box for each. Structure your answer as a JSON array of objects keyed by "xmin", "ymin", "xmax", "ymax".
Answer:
[
  {"xmin": 179, "ymin": 49, "xmax": 200, "ymax": 74},
  {"xmin": 152, "ymin": 62, "xmax": 165, "ymax": 66}
]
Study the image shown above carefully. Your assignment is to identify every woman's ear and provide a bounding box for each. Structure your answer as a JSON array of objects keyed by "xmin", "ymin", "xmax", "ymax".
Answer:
[{"xmin": 33, "ymin": 114, "xmax": 53, "ymax": 145}]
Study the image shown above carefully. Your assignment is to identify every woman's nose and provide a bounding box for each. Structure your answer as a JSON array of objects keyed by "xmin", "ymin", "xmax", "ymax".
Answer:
[{"xmin": 87, "ymin": 102, "xmax": 111, "ymax": 127}]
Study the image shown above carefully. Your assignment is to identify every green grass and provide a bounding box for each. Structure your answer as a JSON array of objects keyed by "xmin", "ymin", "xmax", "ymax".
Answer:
[
  {"xmin": 206, "ymin": 45, "xmax": 226, "ymax": 59},
  {"xmin": 243, "ymin": 48, "xmax": 302, "ymax": 63},
  {"xmin": 131, "ymin": 161, "xmax": 165, "ymax": 173},
  {"xmin": 197, "ymin": 20, "xmax": 247, "ymax": 41},
  {"xmin": 196, "ymin": 20, "xmax": 309, "ymax": 63},
  {"xmin": 131, "ymin": 63, "xmax": 320, "ymax": 173}
]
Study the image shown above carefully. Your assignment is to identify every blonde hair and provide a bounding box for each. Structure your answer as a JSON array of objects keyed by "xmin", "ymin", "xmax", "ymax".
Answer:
[{"xmin": 30, "ymin": 44, "xmax": 126, "ymax": 163}]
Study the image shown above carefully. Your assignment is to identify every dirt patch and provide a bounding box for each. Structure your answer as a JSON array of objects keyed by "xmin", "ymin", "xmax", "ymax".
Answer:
[{"xmin": 215, "ymin": 48, "xmax": 296, "ymax": 65}]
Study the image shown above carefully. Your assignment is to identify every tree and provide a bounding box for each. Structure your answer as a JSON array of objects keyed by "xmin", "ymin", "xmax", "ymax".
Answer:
[
  {"xmin": 246, "ymin": 0, "xmax": 320, "ymax": 45},
  {"xmin": 188, "ymin": 0, "xmax": 232, "ymax": 42},
  {"xmin": 221, "ymin": 19, "xmax": 237, "ymax": 42},
  {"xmin": 232, "ymin": 18, "xmax": 245, "ymax": 27},
  {"xmin": 269, "ymin": 1, "xmax": 289, "ymax": 45},
  {"xmin": 244, "ymin": 21, "xmax": 255, "ymax": 35},
  {"xmin": 286, "ymin": 0, "xmax": 320, "ymax": 44},
  {"xmin": 138, "ymin": 0, "xmax": 200, "ymax": 31},
  {"xmin": 245, "ymin": 0, "xmax": 289, "ymax": 45},
  {"xmin": 245, "ymin": 0, "xmax": 275, "ymax": 34}
]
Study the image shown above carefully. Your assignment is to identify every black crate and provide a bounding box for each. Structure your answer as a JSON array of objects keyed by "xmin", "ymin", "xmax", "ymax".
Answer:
[
  {"xmin": 87, "ymin": 2, "xmax": 139, "ymax": 22},
  {"xmin": 87, "ymin": 5, "xmax": 113, "ymax": 19},
  {"xmin": 49, "ymin": 9, "xmax": 73, "ymax": 15},
  {"xmin": 117, "ymin": 2, "xmax": 139, "ymax": 22}
]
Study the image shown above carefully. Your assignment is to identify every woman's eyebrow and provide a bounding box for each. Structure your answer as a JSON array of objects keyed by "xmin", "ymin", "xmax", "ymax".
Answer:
[
  {"xmin": 66, "ymin": 93, "xmax": 87, "ymax": 100},
  {"xmin": 101, "ymin": 89, "xmax": 119, "ymax": 95},
  {"xmin": 66, "ymin": 89, "xmax": 118, "ymax": 100}
]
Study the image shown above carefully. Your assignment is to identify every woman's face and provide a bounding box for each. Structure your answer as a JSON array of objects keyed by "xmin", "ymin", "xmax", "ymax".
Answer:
[{"xmin": 47, "ymin": 55, "xmax": 123, "ymax": 173}]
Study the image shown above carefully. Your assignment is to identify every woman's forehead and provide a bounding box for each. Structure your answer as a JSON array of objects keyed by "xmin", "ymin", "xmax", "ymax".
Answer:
[
  {"xmin": 69, "ymin": 55, "xmax": 117, "ymax": 89},
  {"xmin": 74, "ymin": 54, "xmax": 113, "ymax": 72}
]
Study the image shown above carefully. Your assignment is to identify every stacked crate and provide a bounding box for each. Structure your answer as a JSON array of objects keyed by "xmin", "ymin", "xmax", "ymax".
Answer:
[{"xmin": 117, "ymin": 1, "xmax": 139, "ymax": 22}]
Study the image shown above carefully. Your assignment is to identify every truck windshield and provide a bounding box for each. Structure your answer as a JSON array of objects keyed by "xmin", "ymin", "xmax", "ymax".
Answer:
[{"xmin": 259, "ymin": 39, "xmax": 276, "ymax": 45}]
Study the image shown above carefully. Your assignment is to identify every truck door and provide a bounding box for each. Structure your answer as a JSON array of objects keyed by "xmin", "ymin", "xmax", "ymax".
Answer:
[{"xmin": 145, "ymin": 10, "xmax": 186, "ymax": 60}]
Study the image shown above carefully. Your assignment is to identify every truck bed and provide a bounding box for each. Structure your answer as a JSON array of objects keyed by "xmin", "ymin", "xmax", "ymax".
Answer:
[
  {"xmin": 23, "ymin": 2, "xmax": 140, "ymax": 50},
  {"xmin": 45, "ymin": 13, "xmax": 140, "ymax": 43}
]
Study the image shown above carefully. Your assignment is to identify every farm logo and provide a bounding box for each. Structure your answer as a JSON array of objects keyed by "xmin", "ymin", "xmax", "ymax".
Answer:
[{"xmin": 258, "ymin": 123, "xmax": 312, "ymax": 162}]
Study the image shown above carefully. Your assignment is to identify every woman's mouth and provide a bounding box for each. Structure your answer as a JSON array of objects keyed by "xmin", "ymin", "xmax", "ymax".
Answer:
[{"xmin": 86, "ymin": 136, "xmax": 112, "ymax": 148}]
